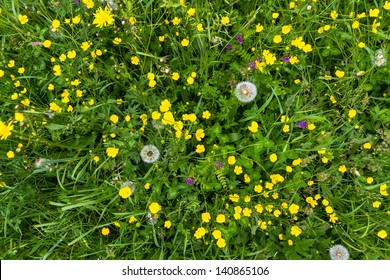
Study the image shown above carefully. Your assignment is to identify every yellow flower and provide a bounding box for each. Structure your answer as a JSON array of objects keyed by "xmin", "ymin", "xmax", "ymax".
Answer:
[
  {"xmin": 308, "ymin": 123, "xmax": 316, "ymax": 130},
  {"xmin": 187, "ymin": 76, "xmax": 194, "ymax": 84},
  {"xmin": 255, "ymin": 24, "xmax": 264, "ymax": 32},
  {"xmin": 216, "ymin": 214, "xmax": 226, "ymax": 223},
  {"xmin": 283, "ymin": 124, "xmax": 290, "ymax": 133},
  {"xmin": 149, "ymin": 202, "xmax": 162, "ymax": 214},
  {"xmin": 196, "ymin": 144, "xmax": 205, "ymax": 153},
  {"xmin": 329, "ymin": 213, "xmax": 338, "ymax": 223},
  {"xmin": 228, "ymin": 156, "xmax": 236, "ymax": 165},
  {"xmin": 195, "ymin": 129, "xmax": 205, "ymax": 141},
  {"xmin": 15, "ymin": 112, "xmax": 24, "ymax": 122},
  {"xmin": 148, "ymin": 80, "xmax": 156, "ymax": 88},
  {"xmin": 202, "ymin": 111, "xmax": 211, "ymax": 119},
  {"xmin": 363, "ymin": 142, "xmax": 372, "ymax": 149},
  {"xmin": 152, "ymin": 111, "xmax": 161, "ymax": 120},
  {"xmin": 164, "ymin": 221, "xmax": 172, "ymax": 229},
  {"xmin": 335, "ymin": 70, "xmax": 345, "ymax": 78},
  {"xmin": 288, "ymin": 239, "xmax": 293, "ymax": 245},
  {"xmin": 306, "ymin": 197, "xmax": 318, "ymax": 208},
  {"xmin": 289, "ymin": 2, "xmax": 295, "ymax": 9},
  {"xmin": 286, "ymin": 166, "xmax": 293, "ymax": 173},
  {"xmin": 93, "ymin": 7, "xmax": 115, "ymax": 28},
  {"xmin": 273, "ymin": 35, "xmax": 282, "ymax": 43},
  {"xmin": 72, "ymin": 15, "xmax": 81, "ymax": 24},
  {"xmin": 248, "ymin": 121, "xmax": 259, "ymax": 133},
  {"xmin": 372, "ymin": 19, "xmax": 380, "ymax": 33},
  {"xmin": 348, "ymin": 109, "xmax": 357, "ymax": 118},
  {"xmin": 325, "ymin": 206, "xmax": 333, "ymax": 214},
  {"xmin": 0, "ymin": 121, "xmax": 14, "ymax": 140},
  {"xmin": 172, "ymin": 17, "xmax": 181, "ymax": 25},
  {"xmin": 282, "ymin": 25, "xmax": 292, "ymax": 34},
  {"xmin": 67, "ymin": 50, "xmax": 76, "ymax": 59},
  {"xmin": 212, "ymin": 230, "xmax": 222, "ymax": 239},
  {"xmin": 384, "ymin": 1, "xmax": 390, "ymax": 10},
  {"xmin": 159, "ymin": 35, "xmax": 165, "ymax": 42},
  {"xmin": 113, "ymin": 38, "xmax": 122, "ymax": 45},
  {"xmin": 289, "ymin": 204, "xmax": 299, "ymax": 214},
  {"xmin": 338, "ymin": 165, "xmax": 347, "ymax": 173},
  {"xmin": 194, "ymin": 227, "xmax": 207, "ymax": 239},
  {"xmin": 369, "ymin": 8, "xmax": 380, "ymax": 17},
  {"xmin": 292, "ymin": 158, "xmax": 301, "ymax": 166},
  {"xmin": 101, "ymin": 227, "xmax": 110, "ymax": 235},
  {"xmin": 131, "ymin": 56, "xmax": 139, "ymax": 65},
  {"xmin": 187, "ymin": 8, "xmax": 195, "ymax": 16},
  {"xmin": 119, "ymin": 186, "xmax": 132, "ymax": 199},
  {"xmin": 162, "ymin": 112, "xmax": 175, "ymax": 125},
  {"xmin": 7, "ymin": 151, "xmax": 15, "ymax": 159},
  {"xmin": 269, "ymin": 153, "xmax": 277, "ymax": 163},
  {"xmin": 272, "ymin": 13, "xmax": 279, "ymax": 19},
  {"xmin": 330, "ymin": 10, "xmax": 338, "ymax": 20},
  {"xmin": 291, "ymin": 225, "xmax": 302, "ymax": 237},
  {"xmin": 358, "ymin": 42, "xmax": 365, "ymax": 48},
  {"xmin": 302, "ymin": 44, "xmax": 312, "ymax": 53},
  {"xmin": 352, "ymin": 21, "xmax": 359, "ymax": 29},
  {"xmin": 159, "ymin": 99, "xmax": 171, "ymax": 112},
  {"xmin": 216, "ymin": 238, "xmax": 226, "ymax": 248},
  {"xmin": 52, "ymin": 19, "xmax": 60, "ymax": 30},
  {"xmin": 378, "ymin": 230, "xmax": 387, "ymax": 239},
  {"xmin": 172, "ymin": 72, "xmax": 180, "ymax": 80},
  {"xmin": 221, "ymin": 16, "xmax": 230, "ymax": 25},
  {"xmin": 129, "ymin": 16, "xmax": 136, "ymax": 25},
  {"xmin": 110, "ymin": 114, "xmax": 119, "ymax": 124},
  {"xmin": 181, "ymin": 38, "xmax": 189, "ymax": 47},
  {"xmin": 201, "ymin": 212, "xmax": 211, "ymax": 223},
  {"xmin": 197, "ymin": 23, "xmax": 204, "ymax": 31},
  {"xmin": 8, "ymin": 60, "xmax": 15, "ymax": 68},
  {"xmin": 234, "ymin": 166, "xmax": 243, "ymax": 175},
  {"xmin": 18, "ymin": 14, "xmax": 29, "ymax": 25},
  {"xmin": 372, "ymin": 201, "xmax": 381, "ymax": 208},
  {"xmin": 106, "ymin": 147, "xmax": 119, "ymax": 158},
  {"xmin": 81, "ymin": 41, "xmax": 91, "ymax": 51},
  {"xmin": 366, "ymin": 177, "xmax": 374, "ymax": 184},
  {"xmin": 322, "ymin": 157, "xmax": 329, "ymax": 164}
]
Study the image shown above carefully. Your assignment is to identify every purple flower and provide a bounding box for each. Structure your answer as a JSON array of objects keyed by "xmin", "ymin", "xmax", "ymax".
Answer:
[
  {"xmin": 236, "ymin": 34, "xmax": 243, "ymax": 44},
  {"xmin": 75, "ymin": 0, "xmax": 80, "ymax": 3},
  {"xmin": 215, "ymin": 161, "xmax": 224, "ymax": 169},
  {"xmin": 295, "ymin": 120, "xmax": 308, "ymax": 129},
  {"xmin": 282, "ymin": 55, "xmax": 291, "ymax": 63},
  {"xmin": 185, "ymin": 177, "xmax": 195, "ymax": 185},
  {"xmin": 226, "ymin": 43, "xmax": 232, "ymax": 51}
]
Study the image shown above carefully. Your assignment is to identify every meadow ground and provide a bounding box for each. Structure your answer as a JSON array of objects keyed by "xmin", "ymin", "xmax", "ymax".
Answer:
[{"xmin": 0, "ymin": 0, "xmax": 390, "ymax": 260}]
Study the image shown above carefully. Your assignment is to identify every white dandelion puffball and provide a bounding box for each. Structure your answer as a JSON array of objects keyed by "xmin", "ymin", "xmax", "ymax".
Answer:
[
  {"xmin": 374, "ymin": 49, "xmax": 387, "ymax": 67},
  {"xmin": 329, "ymin": 244, "xmax": 350, "ymax": 260},
  {"xmin": 140, "ymin": 144, "xmax": 160, "ymax": 163},
  {"xmin": 235, "ymin": 81, "xmax": 257, "ymax": 103}
]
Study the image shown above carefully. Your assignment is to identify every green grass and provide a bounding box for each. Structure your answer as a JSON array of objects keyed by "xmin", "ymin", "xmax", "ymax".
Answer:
[{"xmin": 0, "ymin": 0, "xmax": 390, "ymax": 260}]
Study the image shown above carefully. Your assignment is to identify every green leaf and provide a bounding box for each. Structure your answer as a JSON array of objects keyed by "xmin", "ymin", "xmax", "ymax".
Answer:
[{"xmin": 45, "ymin": 123, "xmax": 67, "ymax": 130}]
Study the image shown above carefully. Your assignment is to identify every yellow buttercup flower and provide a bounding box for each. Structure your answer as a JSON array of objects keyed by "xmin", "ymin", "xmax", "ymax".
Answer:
[{"xmin": 93, "ymin": 7, "xmax": 115, "ymax": 28}]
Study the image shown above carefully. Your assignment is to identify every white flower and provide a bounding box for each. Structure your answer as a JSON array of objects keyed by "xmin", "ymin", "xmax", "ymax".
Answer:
[
  {"xmin": 374, "ymin": 49, "xmax": 386, "ymax": 67},
  {"xmin": 234, "ymin": 81, "xmax": 257, "ymax": 103},
  {"xmin": 140, "ymin": 144, "xmax": 160, "ymax": 163},
  {"xmin": 329, "ymin": 244, "xmax": 349, "ymax": 260}
]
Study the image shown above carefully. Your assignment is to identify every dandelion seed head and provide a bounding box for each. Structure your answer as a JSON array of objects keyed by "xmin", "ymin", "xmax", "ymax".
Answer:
[
  {"xmin": 374, "ymin": 49, "xmax": 386, "ymax": 67},
  {"xmin": 329, "ymin": 244, "xmax": 349, "ymax": 260},
  {"xmin": 235, "ymin": 81, "xmax": 257, "ymax": 103},
  {"xmin": 140, "ymin": 144, "xmax": 160, "ymax": 163}
]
